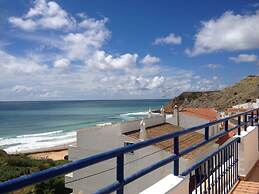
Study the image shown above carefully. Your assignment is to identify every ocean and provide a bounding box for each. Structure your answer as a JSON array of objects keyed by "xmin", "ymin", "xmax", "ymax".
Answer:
[{"xmin": 0, "ymin": 100, "xmax": 168, "ymax": 154}]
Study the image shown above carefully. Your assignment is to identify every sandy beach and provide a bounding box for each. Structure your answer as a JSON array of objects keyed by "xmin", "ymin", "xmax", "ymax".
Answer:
[
  {"xmin": 28, "ymin": 149, "xmax": 68, "ymax": 161},
  {"xmin": 9, "ymin": 142, "xmax": 77, "ymax": 161}
]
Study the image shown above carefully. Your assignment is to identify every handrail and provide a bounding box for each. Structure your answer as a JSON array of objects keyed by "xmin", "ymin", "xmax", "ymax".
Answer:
[{"xmin": 0, "ymin": 108, "xmax": 258, "ymax": 194}]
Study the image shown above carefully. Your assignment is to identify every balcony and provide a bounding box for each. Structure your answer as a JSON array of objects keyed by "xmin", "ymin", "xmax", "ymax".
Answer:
[{"xmin": 0, "ymin": 108, "xmax": 258, "ymax": 194}]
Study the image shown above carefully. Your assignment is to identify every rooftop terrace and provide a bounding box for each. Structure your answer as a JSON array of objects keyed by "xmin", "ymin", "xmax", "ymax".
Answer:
[{"xmin": 0, "ymin": 108, "xmax": 258, "ymax": 194}]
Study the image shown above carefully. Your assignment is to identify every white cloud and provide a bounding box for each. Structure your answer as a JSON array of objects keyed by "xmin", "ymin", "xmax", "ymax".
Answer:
[
  {"xmin": 9, "ymin": 0, "xmax": 74, "ymax": 31},
  {"xmin": 229, "ymin": 54, "xmax": 258, "ymax": 63},
  {"xmin": 206, "ymin": 64, "xmax": 221, "ymax": 69},
  {"xmin": 0, "ymin": 50, "xmax": 47, "ymax": 74},
  {"xmin": 54, "ymin": 58, "xmax": 70, "ymax": 68},
  {"xmin": 187, "ymin": 11, "xmax": 259, "ymax": 56},
  {"xmin": 1, "ymin": 0, "xmax": 224, "ymax": 100},
  {"xmin": 59, "ymin": 16, "xmax": 110, "ymax": 60},
  {"xmin": 86, "ymin": 51, "xmax": 138, "ymax": 70},
  {"xmin": 140, "ymin": 54, "xmax": 160, "ymax": 65},
  {"xmin": 154, "ymin": 33, "xmax": 182, "ymax": 45}
]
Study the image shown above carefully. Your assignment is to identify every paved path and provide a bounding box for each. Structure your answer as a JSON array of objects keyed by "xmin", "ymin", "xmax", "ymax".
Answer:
[{"xmin": 232, "ymin": 161, "xmax": 259, "ymax": 194}]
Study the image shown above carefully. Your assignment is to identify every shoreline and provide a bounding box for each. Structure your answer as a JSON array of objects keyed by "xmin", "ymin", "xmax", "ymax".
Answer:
[
  {"xmin": 7, "ymin": 142, "xmax": 76, "ymax": 155},
  {"xmin": 27, "ymin": 149, "xmax": 69, "ymax": 161},
  {"xmin": 9, "ymin": 142, "xmax": 76, "ymax": 161}
]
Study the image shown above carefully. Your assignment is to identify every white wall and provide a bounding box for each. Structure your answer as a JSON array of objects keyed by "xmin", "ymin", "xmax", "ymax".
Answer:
[
  {"xmin": 66, "ymin": 116, "xmax": 172, "ymax": 194},
  {"xmin": 235, "ymin": 126, "xmax": 259, "ymax": 178},
  {"xmin": 232, "ymin": 99, "xmax": 259, "ymax": 109},
  {"xmin": 66, "ymin": 134, "xmax": 172, "ymax": 194},
  {"xmin": 120, "ymin": 115, "xmax": 166, "ymax": 134},
  {"xmin": 166, "ymin": 113, "xmax": 220, "ymax": 137},
  {"xmin": 139, "ymin": 174, "xmax": 189, "ymax": 194}
]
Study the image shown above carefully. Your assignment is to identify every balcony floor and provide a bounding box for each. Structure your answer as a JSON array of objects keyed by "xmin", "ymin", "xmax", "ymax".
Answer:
[{"xmin": 232, "ymin": 160, "xmax": 259, "ymax": 194}]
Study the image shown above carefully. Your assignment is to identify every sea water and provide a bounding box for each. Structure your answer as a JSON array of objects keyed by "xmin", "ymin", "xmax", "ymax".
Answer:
[{"xmin": 0, "ymin": 100, "xmax": 168, "ymax": 153}]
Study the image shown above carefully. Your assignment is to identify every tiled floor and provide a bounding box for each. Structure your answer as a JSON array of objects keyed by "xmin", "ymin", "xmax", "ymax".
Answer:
[{"xmin": 232, "ymin": 161, "xmax": 259, "ymax": 194}]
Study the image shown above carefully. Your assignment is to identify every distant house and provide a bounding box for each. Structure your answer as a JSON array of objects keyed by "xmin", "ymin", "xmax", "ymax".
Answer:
[
  {"xmin": 216, "ymin": 106, "xmax": 248, "ymax": 145},
  {"xmin": 166, "ymin": 107, "xmax": 221, "ymax": 137},
  {"xmin": 65, "ymin": 113, "xmax": 218, "ymax": 194},
  {"xmin": 232, "ymin": 99, "xmax": 259, "ymax": 109}
]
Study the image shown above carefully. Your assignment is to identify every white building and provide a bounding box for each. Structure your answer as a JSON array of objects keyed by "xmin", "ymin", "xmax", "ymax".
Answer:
[
  {"xmin": 167, "ymin": 107, "xmax": 221, "ymax": 137},
  {"xmin": 65, "ymin": 113, "xmax": 218, "ymax": 194},
  {"xmin": 232, "ymin": 99, "xmax": 259, "ymax": 109}
]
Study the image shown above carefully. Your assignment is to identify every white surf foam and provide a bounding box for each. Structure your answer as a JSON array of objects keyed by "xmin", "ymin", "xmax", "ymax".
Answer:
[
  {"xmin": 121, "ymin": 111, "xmax": 149, "ymax": 116},
  {"xmin": 16, "ymin": 130, "xmax": 63, "ymax": 138},
  {"xmin": 5, "ymin": 138, "xmax": 76, "ymax": 154},
  {"xmin": 1, "ymin": 130, "xmax": 76, "ymax": 154},
  {"xmin": 96, "ymin": 122, "xmax": 112, "ymax": 127}
]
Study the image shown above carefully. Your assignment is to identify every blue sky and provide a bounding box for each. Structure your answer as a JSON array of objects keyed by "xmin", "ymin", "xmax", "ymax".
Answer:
[{"xmin": 0, "ymin": 0, "xmax": 258, "ymax": 100}]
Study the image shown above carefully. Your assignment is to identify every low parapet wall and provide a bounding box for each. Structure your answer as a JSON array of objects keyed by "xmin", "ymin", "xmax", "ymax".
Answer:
[{"xmin": 120, "ymin": 115, "xmax": 166, "ymax": 134}]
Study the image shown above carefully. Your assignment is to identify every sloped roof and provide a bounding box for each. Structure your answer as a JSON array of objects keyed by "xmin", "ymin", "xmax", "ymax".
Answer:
[
  {"xmin": 124, "ymin": 123, "xmax": 215, "ymax": 159},
  {"xmin": 226, "ymin": 108, "xmax": 247, "ymax": 113},
  {"xmin": 181, "ymin": 108, "xmax": 218, "ymax": 121}
]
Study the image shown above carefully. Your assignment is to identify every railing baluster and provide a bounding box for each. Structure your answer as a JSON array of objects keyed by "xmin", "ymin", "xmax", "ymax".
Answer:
[
  {"xmin": 251, "ymin": 111, "xmax": 254, "ymax": 126},
  {"xmin": 195, "ymin": 168, "xmax": 198, "ymax": 194},
  {"xmin": 232, "ymin": 144, "xmax": 233, "ymax": 189},
  {"xmin": 173, "ymin": 136, "xmax": 179, "ymax": 176},
  {"xmin": 205, "ymin": 126, "xmax": 209, "ymax": 141},
  {"xmin": 234, "ymin": 141, "xmax": 237, "ymax": 183},
  {"xmin": 199, "ymin": 166, "xmax": 202, "ymax": 194},
  {"xmin": 221, "ymin": 149, "xmax": 226, "ymax": 193},
  {"xmin": 231, "ymin": 142, "xmax": 234, "ymax": 187},
  {"xmin": 224, "ymin": 120, "xmax": 228, "ymax": 131},
  {"xmin": 204, "ymin": 162, "xmax": 207, "ymax": 194},
  {"xmin": 236, "ymin": 140, "xmax": 239, "ymax": 181},
  {"xmin": 227, "ymin": 146, "xmax": 231, "ymax": 192},
  {"xmin": 211, "ymin": 157, "xmax": 214, "ymax": 194},
  {"xmin": 208, "ymin": 159, "xmax": 211, "ymax": 194},
  {"xmin": 215, "ymin": 154, "xmax": 218, "ymax": 194},
  {"xmin": 219, "ymin": 151, "xmax": 221, "ymax": 194},
  {"xmin": 189, "ymin": 171, "xmax": 193, "ymax": 194},
  {"xmin": 117, "ymin": 154, "xmax": 124, "ymax": 194}
]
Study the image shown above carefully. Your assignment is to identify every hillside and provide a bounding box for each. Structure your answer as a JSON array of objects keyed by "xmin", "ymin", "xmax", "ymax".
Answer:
[
  {"xmin": 0, "ymin": 150, "xmax": 71, "ymax": 194},
  {"xmin": 165, "ymin": 75, "xmax": 259, "ymax": 112}
]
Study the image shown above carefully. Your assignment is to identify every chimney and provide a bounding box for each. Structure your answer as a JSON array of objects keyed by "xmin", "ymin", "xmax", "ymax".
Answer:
[
  {"xmin": 160, "ymin": 105, "xmax": 165, "ymax": 115},
  {"xmin": 148, "ymin": 107, "xmax": 152, "ymax": 118},
  {"xmin": 139, "ymin": 119, "xmax": 146, "ymax": 141}
]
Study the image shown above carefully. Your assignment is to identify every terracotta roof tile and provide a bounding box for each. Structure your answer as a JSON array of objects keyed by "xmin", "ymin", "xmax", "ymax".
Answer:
[
  {"xmin": 226, "ymin": 108, "xmax": 248, "ymax": 113},
  {"xmin": 124, "ymin": 123, "xmax": 215, "ymax": 159},
  {"xmin": 181, "ymin": 108, "xmax": 218, "ymax": 121}
]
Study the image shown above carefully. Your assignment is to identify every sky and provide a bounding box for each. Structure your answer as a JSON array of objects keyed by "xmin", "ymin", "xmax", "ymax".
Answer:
[{"xmin": 0, "ymin": 0, "xmax": 258, "ymax": 101}]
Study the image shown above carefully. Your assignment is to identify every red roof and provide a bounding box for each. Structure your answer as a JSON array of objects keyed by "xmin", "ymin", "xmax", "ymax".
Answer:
[
  {"xmin": 216, "ymin": 131, "xmax": 236, "ymax": 145},
  {"xmin": 226, "ymin": 108, "xmax": 247, "ymax": 113},
  {"xmin": 181, "ymin": 108, "xmax": 218, "ymax": 121}
]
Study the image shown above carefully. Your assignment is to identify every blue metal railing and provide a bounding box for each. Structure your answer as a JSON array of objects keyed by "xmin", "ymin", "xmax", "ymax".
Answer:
[
  {"xmin": 0, "ymin": 108, "xmax": 258, "ymax": 194},
  {"xmin": 182, "ymin": 137, "xmax": 240, "ymax": 194}
]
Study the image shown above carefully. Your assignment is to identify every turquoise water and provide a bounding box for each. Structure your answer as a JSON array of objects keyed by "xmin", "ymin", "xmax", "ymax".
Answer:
[{"xmin": 0, "ymin": 100, "xmax": 168, "ymax": 153}]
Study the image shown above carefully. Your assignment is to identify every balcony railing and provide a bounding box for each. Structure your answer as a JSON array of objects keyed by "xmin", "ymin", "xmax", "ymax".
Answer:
[
  {"xmin": 182, "ymin": 137, "xmax": 239, "ymax": 194},
  {"xmin": 0, "ymin": 108, "xmax": 258, "ymax": 194}
]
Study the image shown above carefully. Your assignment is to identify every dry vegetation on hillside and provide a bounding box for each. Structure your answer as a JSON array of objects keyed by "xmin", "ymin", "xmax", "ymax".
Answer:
[{"xmin": 165, "ymin": 75, "xmax": 259, "ymax": 112}]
